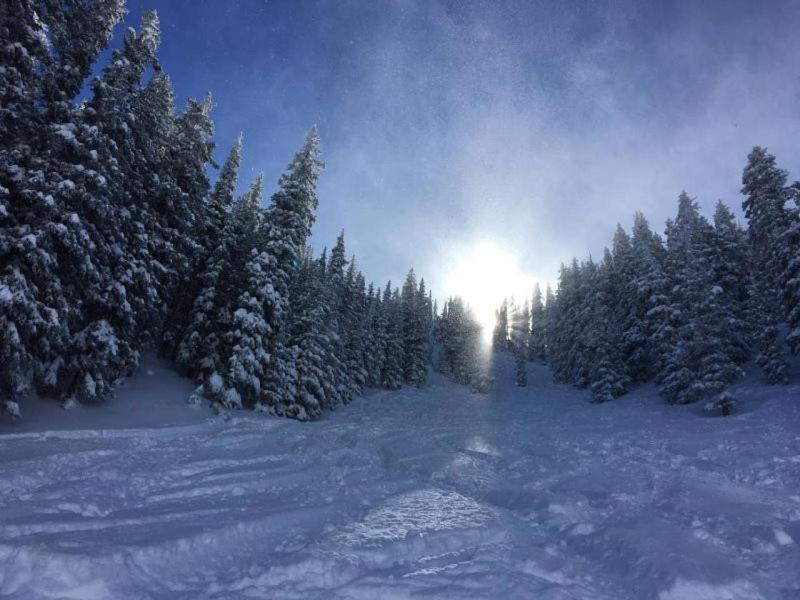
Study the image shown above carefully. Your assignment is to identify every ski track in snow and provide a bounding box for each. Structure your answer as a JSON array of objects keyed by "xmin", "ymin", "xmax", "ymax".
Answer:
[{"xmin": 1, "ymin": 356, "xmax": 799, "ymax": 599}]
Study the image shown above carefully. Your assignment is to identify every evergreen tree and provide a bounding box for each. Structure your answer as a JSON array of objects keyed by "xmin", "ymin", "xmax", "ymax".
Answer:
[
  {"xmin": 656, "ymin": 193, "xmax": 742, "ymax": 404},
  {"xmin": 401, "ymin": 269, "xmax": 427, "ymax": 386},
  {"xmin": 0, "ymin": 6, "xmax": 149, "ymax": 408},
  {"xmin": 528, "ymin": 284, "xmax": 546, "ymax": 362},
  {"xmin": 625, "ymin": 212, "xmax": 664, "ymax": 383},
  {"xmin": 778, "ymin": 187, "xmax": 800, "ymax": 354},
  {"xmin": 208, "ymin": 134, "xmax": 243, "ymax": 238},
  {"xmin": 588, "ymin": 258, "xmax": 627, "ymax": 403},
  {"xmin": 748, "ymin": 272, "xmax": 789, "ymax": 384},
  {"xmin": 742, "ymin": 147, "xmax": 791, "ymax": 260},
  {"xmin": 606, "ymin": 224, "xmax": 637, "ymax": 383},
  {"xmin": 543, "ymin": 284, "xmax": 556, "ymax": 361},
  {"xmin": 382, "ymin": 284, "xmax": 404, "ymax": 389},
  {"xmin": 324, "ymin": 231, "xmax": 351, "ymax": 402},
  {"xmin": 283, "ymin": 249, "xmax": 335, "ymax": 419},
  {"xmin": 550, "ymin": 259, "xmax": 594, "ymax": 388},
  {"xmin": 417, "ymin": 279, "xmax": 433, "ymax": 366},
  {"xmin": 364, "ymin": 285, "xmax": 388, "ymax": 387},
  {"xmin": 342, "ymin": 257, "xmax": 368, "ymax": 397},
  {"xmin": 177, "ymin": 176, "xmax": 264, "ymax": 387},
  {"xmin": 509, "ymin": 298, "xmax": 530, "ymax": 386},
  {"xmin": 38, "ymin": 0, "xmax": 126, "ymax": 112},
  {"xmin": 162, "ymin": 135, "xmax": 243, "ymax": 358},
  {"xmin": 435, "ymin": 297, "xmax": 491, "ymax": 392},
  {"xmin": 62, "ymin": 10, "xmax": 168, "ymax": 402},
  {"xmin": 492, "ymin": 298, "xmax": 509, "ymax": 351},
  {"xmin": 223, "ymin": 190, "xmax": 282, "ymax": 411},
  {"xmin": 709, "ymin": 201, "xmax": 751, "ymax": 364},
  {"xmin": 0, "ymin": 1, "xmax": 50, "ymax": 145},
  {"xmin": 155, "ymin": 92, "xmax": 215, "ymax": 332},
  {"xmin": 260, "ymin": 128, "xmax": 324, "ymax": 412},
  {"xmin": 741, "ymin": 147, "xmax": 790, "ymax": 380}
]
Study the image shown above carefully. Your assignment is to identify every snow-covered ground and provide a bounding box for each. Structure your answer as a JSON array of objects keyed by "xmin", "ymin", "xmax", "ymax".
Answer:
[{"xmin": 1, "ymin": 355, "xmax": 799, "ymax": 600}]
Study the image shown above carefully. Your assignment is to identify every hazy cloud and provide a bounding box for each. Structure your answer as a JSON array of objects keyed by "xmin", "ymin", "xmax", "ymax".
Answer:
[{"xmin": 127, "ymin": 0, "xmax": 800, "ymax": 302}]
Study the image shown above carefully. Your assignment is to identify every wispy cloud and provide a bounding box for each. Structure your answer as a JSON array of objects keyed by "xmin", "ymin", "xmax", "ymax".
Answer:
[
  {"xmin": 140, "ymin": 0, "xmax": 800, "ymax": 300},
  {"xmin": 312, "ymin": 0, "xmax": 800, "ymax": 299}
]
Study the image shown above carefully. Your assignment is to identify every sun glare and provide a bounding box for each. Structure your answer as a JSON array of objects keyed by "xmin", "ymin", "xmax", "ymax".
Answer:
[{"xmin": 441, "ymin": 239, "xmax": 535, "ymax": 341}]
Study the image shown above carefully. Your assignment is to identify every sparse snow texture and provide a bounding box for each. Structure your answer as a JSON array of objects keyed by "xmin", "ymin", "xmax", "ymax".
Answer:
[{"xmin": 1, "ymin": 355, "xmax": 799, "ymax": 599}]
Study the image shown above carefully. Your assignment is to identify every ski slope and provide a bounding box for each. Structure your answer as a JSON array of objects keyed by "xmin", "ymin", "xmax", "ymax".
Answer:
[{"xmin": 1, "ymin": 354, "xmax": 799, "ymax": 599}]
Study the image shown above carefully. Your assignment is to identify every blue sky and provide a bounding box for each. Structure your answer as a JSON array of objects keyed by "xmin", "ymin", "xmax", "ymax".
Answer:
[{"xmin": 116, "ymin": 0, "xmax": 800, "ymax": 304}]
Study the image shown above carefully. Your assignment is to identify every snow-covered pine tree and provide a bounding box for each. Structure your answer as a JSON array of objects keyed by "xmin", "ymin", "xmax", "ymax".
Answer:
[
  {"xmin": 60, "ymin": 11, "xmax": 170, "ymax": 404},
  {"xmin": 626, "ymin": 212, "xmax": 666, "ymax": 383},
  {"xmin": 509, "ymin": 298, "xmax": 530, "ymax": 386},
  {"xmin": 162, "ymin": 135, "xmax": 243, "ymax": 358},
  {"xmin": 548, "ymin": 264, "xmax": 574, "ymax": 384},
  {"xmin": 0, "ymin": 4, "xmax": 150, "ymax": 409},
  {"xmin": 153, "ymin": 92, "xmax": 215, "ymax": 336},
  {"xmin": 741, "ymin": 147, "xmax": 791, "ymax": 381},
  {"xmin": 528, "ymin": 283, "xmax": 546, "ymax": 362},
  {"xmin": 382, "ymin": 283, "xmax": 405, "ymax": 389},
  {"xmin": 655, "ymin": 193, "xmax": 705, "ymax": 403},
  {"xmin": 323, "ymin": 231, "xmax": 352, "ymax": 402},
  {"xmin": 210, "ymin": 134, "xmax": 244, "ymax": 234},
  {"xmin": 572, "ymin": 258, "xmax": 599, "ymax": 388},
  {"xmin": 435, "ymin": 297, "xmax": 456, "ymax": 379},
  {"xmin": 656, "ymin": 193, "xmax": 743, "ymax": 404},
  {"xmin": 435, "ymin": 296, "xmax": 490, "ymax": 391},
  {"xmin": 587, "ymin": 254, "xmax": 627, "ymax": 403},
  {"xmin": 606, "ymin": 224, "xmax": 638, "ymax": 383},
  {"xmin": 709, "ymin": 201, "xmax": 751, "ymax": 365},
  {"xmin": 778, "ymin": 185, "xmax": 800, "ymax": 354},
  {"xmin": 431, "ymin": 297, "xmax": 439, "ymax": 358},
  {"xmin": 0, "ymin": 1, "xmax": 49, "ymax": 144},
  {"xmin": 303, "ymin": 246, "xmax": 349, "ymax": 411},
  {"xmin": 38, "ymin": 0, "xmax": 126, "ymax": 113},
  {"xmin": 342, "ymin": 257, "xmax": 369, "ymax": 398},
  {"xmin": 690, "ymin": 218, "xmax": 746, "ymax": 406},
  {"xmin": 748, "ymin": 272, "xmax": 789, "ymax": 384},
  {"xmin": 418, "ymin": 279, "xmax": 434, "ymax": 366},
  {"xmin": 742, "ymin": 147, "xmax": 791, "ymax": 261},
  {"xmin": 401, "ymin": 269, "xmax": 427, "ymax": 386},
  {"xmin": 222, "ymin": 183, "xmax": 282, "ymax": 411},
  {"xmin": 281, "ymin": 248, "xmax": 333, "ymax": 419},
  {"xmin": 492, "ymin": 299, "xmax": 509, "ymax": 351},
  {"xmin": 177, "ymin": 176, "xmax": 264, "ymax": 384},
  {"xmin": 543, "ymin": 284, "xmax": 556, "ymax": 362},
  {"xmin": 260, "ymin": 128, "xmax": 324, "ymax": 413},
  {"xmin": 0, "ymin": 0, "xmax": 70, "ymax": 408},
  {"xmin": 644, "ymin": 224, "xmax": 681, "ymax": 401},
  {"xmin": 426, "ymin": 289, "xmax": 435, "ymax": 362},
  {"xmin": 364, "ymin": 284, "xmax": 388, "ymax": 387},
  {"xmin": 0, "ymin": 0, "xmax": 124, "ymax": 141},
  {"xmin": 550, "ymin": 258, "xmax": 595, "ymax": 388}
]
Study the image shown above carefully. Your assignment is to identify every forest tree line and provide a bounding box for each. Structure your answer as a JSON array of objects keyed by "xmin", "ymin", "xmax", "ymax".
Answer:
[
  {"xmin": 492, "ymin": 148, "xmax": 800, "ymax": 413},
  {"xmin": 3, "ymin": 1, "xmax": 798, "ymax": 421},
  {"xmin": 0, "ymin": 1, "xmax": 438, "ymax": 420}
]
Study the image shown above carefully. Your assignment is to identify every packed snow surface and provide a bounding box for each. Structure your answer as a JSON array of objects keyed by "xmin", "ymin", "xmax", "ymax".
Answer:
[{"xmin": 1, "ymin": 355, "xmax": 799, "ymax": 599}]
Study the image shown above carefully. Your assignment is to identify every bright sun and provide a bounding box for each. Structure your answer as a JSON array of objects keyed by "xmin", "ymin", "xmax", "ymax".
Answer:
[{"xmin": 441, "ymin": 239, "xmax": 535, "ymax": 340}]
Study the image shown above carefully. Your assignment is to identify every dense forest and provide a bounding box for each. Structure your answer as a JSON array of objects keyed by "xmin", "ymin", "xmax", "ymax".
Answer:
[
  {"xmin": 0, "ymin": 2, "xmax": 477, "ymax": 420},
  {"xmin": 492, "ymin": 149, "xmax": 800, "ymax": 414},
  {"xmin": 2, "ymin": 1, "xmax": 798, "ymax": 422}
]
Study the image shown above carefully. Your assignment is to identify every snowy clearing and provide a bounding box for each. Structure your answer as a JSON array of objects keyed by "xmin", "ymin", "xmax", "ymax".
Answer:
[{"xmin": 1, "ymin": 355, "xmax": 799, "ymax": 599}]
